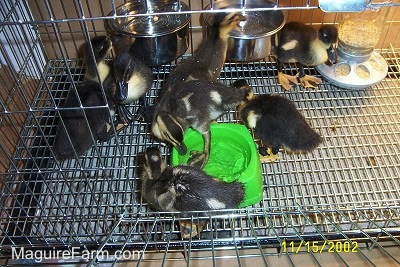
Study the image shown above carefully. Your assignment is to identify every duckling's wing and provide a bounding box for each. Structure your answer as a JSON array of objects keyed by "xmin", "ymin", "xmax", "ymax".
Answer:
[
  {"xmin": 59, "ymin": 82, "xmax": 93, "ymax": 118},
  {"xmin": 277, "ymin": 22, "xmax": 318, "ymax": 62},
  {"xmin": 279, "ymin": 112, "xmax": 322, "ymax": 152},
  {"xmin": 157, "ymin": 190, "xmax": 178, "ymax": 212}
]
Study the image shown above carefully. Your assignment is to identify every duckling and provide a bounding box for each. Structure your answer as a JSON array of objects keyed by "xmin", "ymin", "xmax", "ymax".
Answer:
[
  {"xmin": 110, "ymin": 51, "xmax": 153, "ymax": 124},
  {"xmin": 152, "ymin": 80, "xmax": 253, "ymax": 168},
  {"xmin": 236, "ymin": 79, "xmax": 322, "ymax": 161},
  {"xmin": 164, "ymin": 12, "xmax": 246, "ymax": 91},
  {"xmin": 274, "ymin": 22, "xmax": 338, "ymax": 90},
  {"xmin": 151, "ymin": 12, "xmax": 247, "ymax": 167},
  {"xmin": 84, "ymin": 35, "xmax": 113, "ymax": 83},
  {"xmin": 53, "ymin": 37, "xmax": 115, "ymax": 161},
  {"xmin": 53, "ymin": 80, "xmax": 113, "ymax": 161},
  {"xmin": 142, "ymin": 146, "xmax": 244, "ymax": 238}
]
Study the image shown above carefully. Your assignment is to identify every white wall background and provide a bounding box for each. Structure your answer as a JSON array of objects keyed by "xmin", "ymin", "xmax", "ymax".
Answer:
[{"xmin": 0, "ymin": 0, "xmax": 46, "ymax": 78}]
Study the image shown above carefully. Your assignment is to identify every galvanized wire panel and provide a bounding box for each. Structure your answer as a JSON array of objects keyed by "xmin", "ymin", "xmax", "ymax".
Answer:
[
  {"xmin": 82, "ymin": 208, "xmax": 400, "ymax": 266},
  {"xmin": 1, "ymin": 0, "xmax": 400, "ymax": 265},
  {"xmin": 1, "ymin": 50, "xmax": 400, "ymax": 261}
]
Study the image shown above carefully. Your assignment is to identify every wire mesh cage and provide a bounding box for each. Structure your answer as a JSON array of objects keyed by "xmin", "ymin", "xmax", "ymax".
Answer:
[{"xmin": 1, "ymin": 0, "xmax": 400, "ymax": 266}]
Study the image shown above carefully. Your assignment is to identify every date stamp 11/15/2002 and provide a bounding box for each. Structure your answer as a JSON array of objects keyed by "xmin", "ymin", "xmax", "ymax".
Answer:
[{"xmin": 281, "ymin": 240, "xmax": 359, "ymax": 254}]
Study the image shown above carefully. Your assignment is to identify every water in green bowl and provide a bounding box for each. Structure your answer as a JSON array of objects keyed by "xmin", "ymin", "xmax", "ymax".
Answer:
[{"xmin": 171, "ymin": 123, "xmax": 262, "ymax": 207}]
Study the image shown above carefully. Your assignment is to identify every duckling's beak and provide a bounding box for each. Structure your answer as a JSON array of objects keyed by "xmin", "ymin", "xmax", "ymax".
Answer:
[
  {"xmin": 326, "ymin": 43, "xmax": 338, "ymax": 66},
  {"xmin": 176, "ymin": 143, "xmax": 187, "ymax": 155},
  {"xmin": 116, "ymin": 80, "xmax": 128, "ymax": 102}
]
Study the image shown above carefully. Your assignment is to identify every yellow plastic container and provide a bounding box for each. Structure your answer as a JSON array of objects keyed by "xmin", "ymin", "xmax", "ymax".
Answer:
[{"xmin": 171, "ymin": 123, "xmax": 263, "ymax": 208}]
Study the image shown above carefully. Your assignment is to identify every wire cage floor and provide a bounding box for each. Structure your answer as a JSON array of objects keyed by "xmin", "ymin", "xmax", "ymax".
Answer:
[
  {"xmin": 1, "ymin": 1, "xmax": 400, "ymax": 265},
  {"xmin": 1, "ymin": 45, "xmax": 400, "ymax": 265}
]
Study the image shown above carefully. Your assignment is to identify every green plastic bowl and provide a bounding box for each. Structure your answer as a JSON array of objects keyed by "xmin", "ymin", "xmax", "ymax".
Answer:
[{"xmin": 171, "ymin": 123, "xmax": 263, "ymax": 208}]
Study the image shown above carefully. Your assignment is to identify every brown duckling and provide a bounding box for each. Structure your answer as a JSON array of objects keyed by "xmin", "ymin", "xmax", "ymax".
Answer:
[{"xmin": 164, "ymin": 12, "xmax": 246, "ymax": 91}]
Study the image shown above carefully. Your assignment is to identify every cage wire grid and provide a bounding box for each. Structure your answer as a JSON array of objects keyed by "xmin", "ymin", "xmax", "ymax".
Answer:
[{"xmin": 1, "ymin": 0, "xmax": 400, "ymax": 265}]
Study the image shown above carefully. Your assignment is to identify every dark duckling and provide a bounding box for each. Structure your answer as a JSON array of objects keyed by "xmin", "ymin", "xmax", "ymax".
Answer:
[
  {"xmin": 152, "ymin": 80, "xmax": 253, "ymax": 168},
  {"xmin": 151, "ymin": 12, "xmax": 247, "ymax": 167},
  {"xmin": 53, "ymin": 80, "xmax": 113, "ymax": 161},
  {"xmin": 236, "ymin": 79, "xmax": 322, "ymax": 161},
  {"xmin": 163, "ymin": 12, "xmax": 246, "ymax": 92},
  {"xmin": 53, "ymin": 36, "xmax": 115, "ymax": 161},
  {"xmin": 274, "ymin": 22, "xmax": 338, "ymax": 90},
  {"xmin": 110, "ymin": 51, "xmax": 153, "ymax": 124},
  {"xmin": 141, "ymin": 146, "xmax": 244, "ymax": 238},
  {"xmin": 84, "ymin": 35, "xmax": 113, "ymax": 83}
]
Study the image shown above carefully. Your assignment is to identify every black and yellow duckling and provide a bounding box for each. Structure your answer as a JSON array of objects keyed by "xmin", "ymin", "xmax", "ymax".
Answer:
[
  {"xmin": 142, "ymin": 146, "xmax": 244, "ymax": 238},
  {"xmin": 53, "ymin": 36, "xmax": 115, "ymax": 161},
  {"xmin": 164, "ymin": 12, "xmax": 246, "ymax": 91},
  {"xmin": 236, "ymin": 79, "xmax": 322, "ymax": 161},
  {"xmin": 110, "ymin": 51, "xmax": 153, "ymax": 124},
  {"xmin": 53, "ymin": 80, "xmax": 114, "ymax": 161},
  {"xmin": 84, "ymin": 35, "xmax": 113, "ymax": 83},
  {"xmin": 152, "ymin": 80, "xmax": 253, "ymax": 168},
  {"xmin": 274, "ymin": 22, "xmax": 338, "ymax": 90}
]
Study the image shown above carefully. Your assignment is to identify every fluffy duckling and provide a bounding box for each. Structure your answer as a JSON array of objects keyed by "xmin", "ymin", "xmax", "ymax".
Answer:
[
  {"xmin": 110, "ymin": 51, "xmax": 153, "ymax": 124},
  {"xmin": 274, "ymin": 22, "xmax": 338, "ymax": 90},
  {"xmin": 84, "ymin": 35, "xmax": 113, "ymax": 83},
  {"xmin": 53, "ymin": 37, "xmax": 115, "ymax": 161},
  {"xmin": 53, "ymin": 80, "xmax": 113, "ymax": 161},
  {"xmin": 151, "ymin": 12, "xmax": 246, "ymax": 167},
  {"xmin": 152, "ymin": 80, "xmax": 253, "ymax": 168},
  {"xmin": 142, "ymin": 146, "xmax": 244, "ymax": 238},
  {"xmin": 164, "ymin": 12, "xmax": 246, "ymax": 91},
  {"xmin": 236, "ymin": 79, "xmax": 322, "ymax": 160}
]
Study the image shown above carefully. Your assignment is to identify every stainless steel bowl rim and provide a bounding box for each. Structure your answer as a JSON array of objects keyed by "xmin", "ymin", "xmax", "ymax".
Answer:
[
  {"xmin": 204, "ymin": 1, "xmax": 285, "ymax": 39},
  {"xmin": 107, "ymin": 1, "xmax": 190, "ymax": 37},
  {"xmin": 229, "ymin": 21, "xmax": 285, "ymax": 39}
]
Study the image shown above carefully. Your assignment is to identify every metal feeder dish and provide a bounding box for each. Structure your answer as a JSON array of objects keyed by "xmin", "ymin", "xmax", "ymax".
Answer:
[
  {"xmin": 107, "ymin": 1, "xmax": 190, "ymax": 66},
  {"xmin": 316, "ymin": 51, "xmax": 388, "ymax": 90},
  {"xmin": 316, "ymin": 12, "xmax": 389, "ymax": 89},
  {"xmin": 203, "ymin": 0, "xmax": 285, "ymax": 62}
]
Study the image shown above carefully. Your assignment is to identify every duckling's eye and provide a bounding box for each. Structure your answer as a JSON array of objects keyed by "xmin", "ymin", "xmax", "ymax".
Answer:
[{"xmin": 322, "ymin": 33, "xmax": 330, "ymax": 42}]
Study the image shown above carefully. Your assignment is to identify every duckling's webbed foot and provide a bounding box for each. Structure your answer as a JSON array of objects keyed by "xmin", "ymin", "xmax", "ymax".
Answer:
[
  {"xmin": 98, "ymin": 120, "xmax": 129, "ymax": 141},
  {"xmin": 187, "ymin": 130, "xmax": 211, "ymax": 168},
  {"xmin": 116, "ymin": 104, "xmax": 133, "ymax": 125},
  {"xmin": 179, "ymin": 220, "xmax": 206, "ymax": 239},
  {"xmin": 258, "ymin": 146, "xmax": 280, "ymax": 162},
  {"xmin": 132, "ymin": 96, "xmax": 148, "ymax": 122},
  {"xmin": 97, "ymin": 124, "xmax": 115, "ymax": 142},
  {"xmin": 277, "ymin": 72, "xmax": 299, "ymax": 91},
  {"xmin": 300, "ymin": 75, "xmax": 322, "ymax": 88},
  {"xmin": 188, "ymin": 151, "xmax": 208, "ymax": 169},
  {"xmin": 298, "ymin": 65, "xmax": 321, "ymax": 88}
]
